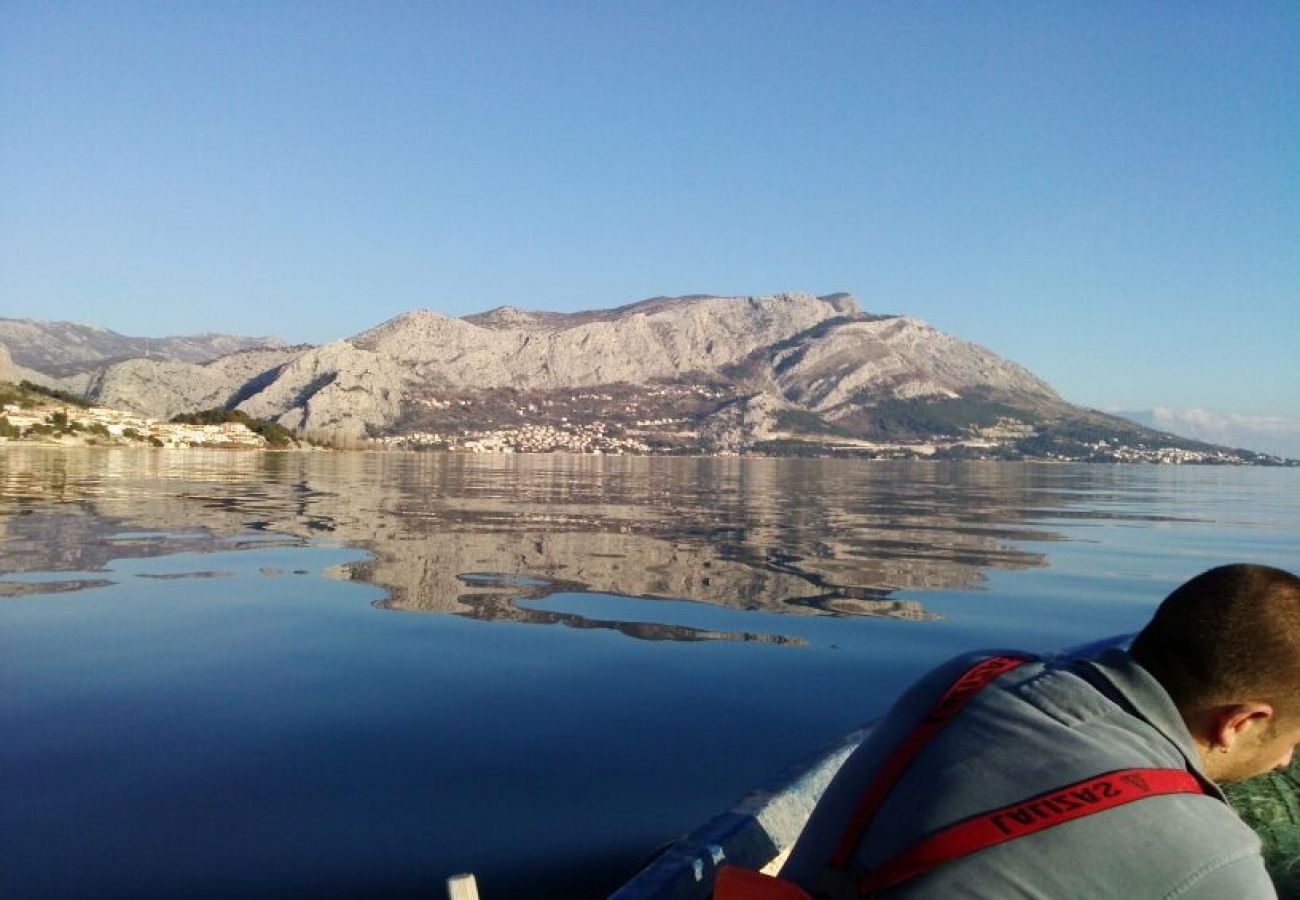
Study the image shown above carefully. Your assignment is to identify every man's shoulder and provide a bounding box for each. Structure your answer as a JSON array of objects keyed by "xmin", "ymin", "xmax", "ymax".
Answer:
[{"xmin": 901, "ymin": 651, "xmax": 1144, "ymax": 752}]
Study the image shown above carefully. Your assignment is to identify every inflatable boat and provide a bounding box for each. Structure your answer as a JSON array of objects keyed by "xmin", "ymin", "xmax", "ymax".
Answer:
[{"xmin": 609, "ymin": 722, "xmax": 874, "ymax": 899}]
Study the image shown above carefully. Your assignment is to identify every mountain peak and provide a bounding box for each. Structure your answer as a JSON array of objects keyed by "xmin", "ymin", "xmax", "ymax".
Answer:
[
  {"xmin": 818, "ymin": 292, "xmax": 860, "ymax": 315},
  {"xmin": 386, "ymin": 308, "xmax": 450, "ymax": 326},
  {"xmin": 463, "ymin": 305, "xmax": 546, "ymax": 329}
]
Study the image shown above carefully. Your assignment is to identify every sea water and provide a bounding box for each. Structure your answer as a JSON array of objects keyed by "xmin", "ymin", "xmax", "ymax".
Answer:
[{"xmin": 1, "ymin": 447, "xmax": 1296, "ymax": 898}]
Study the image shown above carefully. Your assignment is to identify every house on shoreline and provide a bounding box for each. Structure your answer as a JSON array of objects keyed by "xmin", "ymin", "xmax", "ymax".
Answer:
[{"xmin": 1, "ymin": 401, "xmax": 267, "ymax": 449}]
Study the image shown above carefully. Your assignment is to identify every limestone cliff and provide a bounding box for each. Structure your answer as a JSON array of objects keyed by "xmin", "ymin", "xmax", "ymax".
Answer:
[
  {"xmin": 0, "ymin": 344, "xmax": 17, "ymax": 384},
  {"xmin": 234, "ymin": 292, "xmax": 882, "ymax": 435},
  {"xmin": 3, "ymin": 292, "xmax": 1157, "ymax": 454},
  {"xmin": 764, "ymin": 316, "xmax": 1058, "ymax": 417},
  {"xmin": 80, "ymin": 347, "xmax": 307, "ymax": 420},
  {"xmin": 348, "ymin": 292, "xmax": 857, "ymax": 388}
]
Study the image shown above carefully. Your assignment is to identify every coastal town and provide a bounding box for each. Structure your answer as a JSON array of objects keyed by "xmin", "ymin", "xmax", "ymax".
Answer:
[
  {"xmin": 1, "ymin": 381, "xmax": 1293, "ymax": 465},
  {"xmin": 374, "ymin": 421, "xmax": 653, "ymax": 455},
  {"xmin": 374, "ymin": 420, "xmax": 1285, "ymax": 464}
]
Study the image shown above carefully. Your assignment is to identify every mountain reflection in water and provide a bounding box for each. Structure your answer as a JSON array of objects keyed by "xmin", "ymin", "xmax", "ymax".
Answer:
[
  {"xmin": 0, "ymin": 447, "xmax": 1117, "ymax": 639},
  {"xmin": 454, "ymin": 573, "xmax": 807, "ymax": 644},
  {"xmin": 4, "ymin": 447, "xmax": 1296, "ymax": 900}
]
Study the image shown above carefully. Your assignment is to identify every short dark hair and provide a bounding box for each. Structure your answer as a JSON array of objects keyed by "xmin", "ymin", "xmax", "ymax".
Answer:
[{"xmin": 1130, "ymin": 564, "xmax": 1300, "ymax": 717}]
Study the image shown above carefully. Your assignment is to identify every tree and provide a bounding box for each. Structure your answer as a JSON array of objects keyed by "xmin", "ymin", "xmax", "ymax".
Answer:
[{"xmin": 170, "ymin": 408, "xmax": 295, "ymax": 447}]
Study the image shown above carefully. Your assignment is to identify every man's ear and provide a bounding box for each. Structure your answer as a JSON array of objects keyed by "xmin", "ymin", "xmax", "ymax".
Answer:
[{"xmin": 1211, "ymin": 701, "xmax": 1275, "ymax": 750}]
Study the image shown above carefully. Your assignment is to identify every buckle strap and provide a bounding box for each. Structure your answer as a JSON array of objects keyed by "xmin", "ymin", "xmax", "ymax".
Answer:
[
  {"xmin": 830, "ymin": 654, "xmax": 1034, "ymax": 868},
  {"xmin": 856, "ymin": 767, "xmax": 1206, "ymax": 895}
]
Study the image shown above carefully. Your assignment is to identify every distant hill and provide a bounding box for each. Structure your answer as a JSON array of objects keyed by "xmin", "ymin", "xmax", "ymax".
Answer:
[
  {"xmin": 1115, "ymin": 408, "xmax": 1300, "ymax": 460},
  {"xmin": 0, "ymin": 318, "xmax": 287, "ymax": 375},
  {"xmin": 5, "ymin": 294, "xmax": 1291, "ymax": 464}
]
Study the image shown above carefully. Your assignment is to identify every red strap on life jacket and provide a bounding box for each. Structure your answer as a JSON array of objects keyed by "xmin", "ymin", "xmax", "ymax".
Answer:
[
  {"xmin": 855, "ymin": 766, "xmax": 1206, "ymax": 895},
  {"xmin": 830, "ymin": 654, "xmax": 1033, "ymax": 867},
  {"xmin": 714, "ymin": 865, "xmax": 813, "ymax": 900}
]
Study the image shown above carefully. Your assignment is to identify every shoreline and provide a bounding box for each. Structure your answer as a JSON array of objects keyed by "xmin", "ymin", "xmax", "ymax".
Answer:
[{"xmin": 3, "ymin": 438, "xmax": 1295, "ymax": 466}]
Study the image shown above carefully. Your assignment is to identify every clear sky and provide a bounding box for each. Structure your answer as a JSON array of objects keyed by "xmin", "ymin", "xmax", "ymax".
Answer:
[{"xmin": 2, "ymin": 2, "xmax": 1297, "ymax": 420}]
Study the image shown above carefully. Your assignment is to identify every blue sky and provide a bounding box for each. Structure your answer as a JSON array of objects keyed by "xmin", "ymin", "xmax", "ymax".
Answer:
[{"xmin": 2, "ymin": 2, "xmax": 1297, "ymax": 420}]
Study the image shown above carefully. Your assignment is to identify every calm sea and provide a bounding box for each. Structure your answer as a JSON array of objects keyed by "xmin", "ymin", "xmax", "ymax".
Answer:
[{"xmin": 2, "ymin": 447, "xmax": 1297, "ymax": 898}]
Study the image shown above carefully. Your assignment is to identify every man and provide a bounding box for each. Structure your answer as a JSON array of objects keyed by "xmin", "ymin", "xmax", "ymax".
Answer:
[{"xmin": 759, "ymin": 564, "xmax": 1300, "ymax": 898}]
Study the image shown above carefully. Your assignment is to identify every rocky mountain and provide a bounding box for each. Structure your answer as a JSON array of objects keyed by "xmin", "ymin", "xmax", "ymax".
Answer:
[
  {"xmin": 350, "ymin": 291, "xmax": 864, "ymax": 388},
  {"xmin": 6, "ymin": 293, "xmax": 1289, "ymax": 462},
  {"xmin": 75, "ymin": 346, "xmax": 310, "ymax": 422},
  {"xmin": 0, "ymin": 341, "xmax": 59, "ymax": 387},
  {"xmin": 0, "ymin": 344, "xmax": 19, "ymax": 384},
  {"xmin": 0, "ymin": 318, "xmax": 287, "ymax": 375}
]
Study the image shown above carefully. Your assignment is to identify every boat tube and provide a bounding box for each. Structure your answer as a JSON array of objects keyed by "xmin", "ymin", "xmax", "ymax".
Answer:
[{"xmin": 609, "ymin": 723, "xmax": 872, "ymax": 900}]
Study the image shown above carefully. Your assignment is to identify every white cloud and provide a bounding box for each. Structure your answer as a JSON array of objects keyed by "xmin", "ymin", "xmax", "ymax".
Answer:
[{"xmin": 1115, "ymin": 407, "xmax": 1300, "ymax": 459}]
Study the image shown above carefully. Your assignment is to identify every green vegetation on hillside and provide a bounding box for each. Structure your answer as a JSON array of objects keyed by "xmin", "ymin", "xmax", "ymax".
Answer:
[
  {"xmin": 0, "ymin": 385, "xmax": 30, "ymax": 409},
  {"xmin": 0, "ymin": 380, "xmax": 91, "ymax": 409},
  {"xmin": 772, "ymin": 409, "xmax": 850, "ymax": 436},
  {"xmin": 750, "ymin": 438, "xmax": 838, "ymax": 457},
  {"xmin": 19, "ymin": 380, "xmax": 90, "ymax": 407},
  {"xmin": 837, "ymin": 396, "xmax": 1023, "ymax": 440},
  {"xmin": 170, "ymin": 408, "xmax": 295, "ymax": 447}
]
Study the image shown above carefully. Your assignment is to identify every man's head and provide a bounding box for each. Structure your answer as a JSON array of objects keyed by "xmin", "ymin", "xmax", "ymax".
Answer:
[{"xmin": 1130, "ymin": 563, "xmax": 1300, "ymax": 783}]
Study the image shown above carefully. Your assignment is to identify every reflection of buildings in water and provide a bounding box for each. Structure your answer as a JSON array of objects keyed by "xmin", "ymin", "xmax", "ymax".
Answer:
[{"xmin": 0, "ymin": 447, "xmax": 1076, "ymax": 626}]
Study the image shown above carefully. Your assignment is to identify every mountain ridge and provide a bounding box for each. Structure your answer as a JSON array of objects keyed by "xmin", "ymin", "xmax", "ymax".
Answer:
[
  {"xmin": 2, "ymin": 293, "xmax": 1290, "ymax": 463},
  {"xmin": 0, "ymin": 318, "xmax": 287, "ymax": 375}
]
